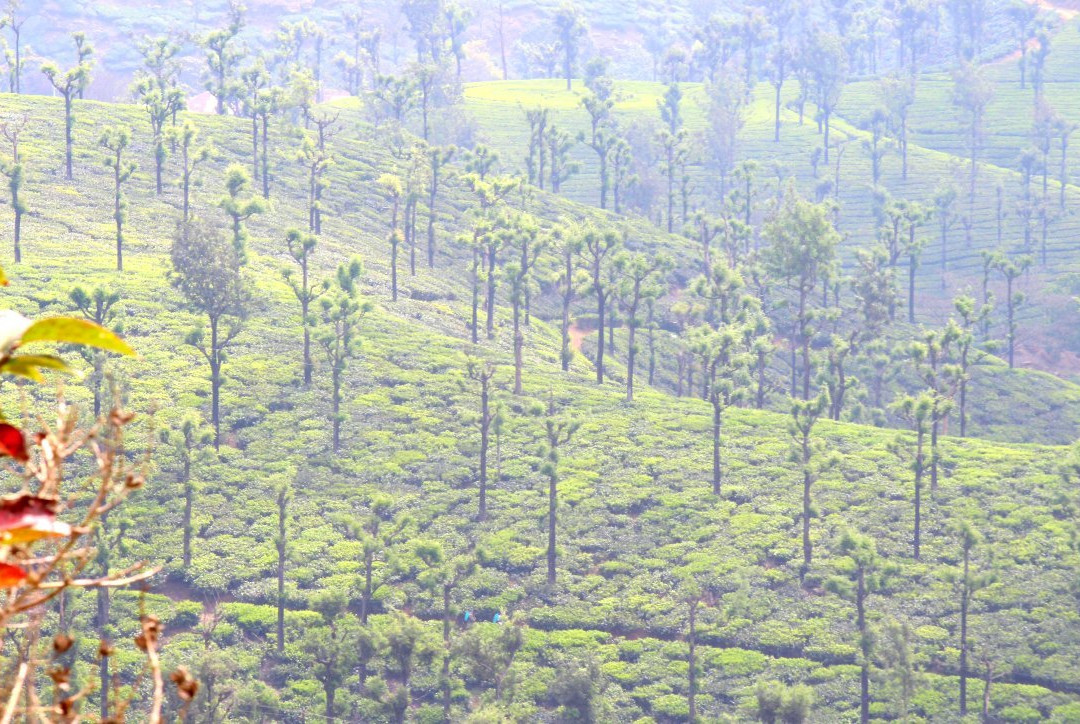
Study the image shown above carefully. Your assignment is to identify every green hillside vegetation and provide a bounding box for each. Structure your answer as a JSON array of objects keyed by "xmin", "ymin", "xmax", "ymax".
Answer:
[
  {"xmin": 0, "ymin": 84, "xmax": 1079, "ymax": 720},
  {"xmin": 2, "ymin": 0, "xmax": 1080, "ymax": 722},
  {"xmin": 459, "ymin": 69, "xmax": 1080, "ymax": 286},
  {"xmin": 454, "ymin": 13, "xmax": 1080, "ymax": 382}
]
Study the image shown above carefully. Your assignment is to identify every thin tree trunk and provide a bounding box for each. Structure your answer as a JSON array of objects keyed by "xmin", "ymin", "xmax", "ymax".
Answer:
[
  {"xmin": 858, "ymin": 569, "xmax": 868, "ymax": 724},
  {"xmin": 303, "ymin": 326, "xmax": 312, "ymax": 387},
  {"xmin": 276, "ymin": 489, "xmax": 286, "ymax": 655},
  {"xmin": 547, "ymin": 472, "xmax": 557, "ymax": 583},
  {"xmin": 391, "ymin": 240, "xmax": 398, "ymax": 302},
  {"xmin": 1007, "ymin": 278, "xmax": 1015, "ymax": 368},
  {"xmin": 498, "ymin": 3, "xmax": 508, "ymax": 80},
  {"xmin": 901, "ymin": 119, "xmax": 908, "ymax": 179},
  {"xmin": 442, "ymin": 585, "xmax": 452, "ymax": 721},
  {"xmin": 790, "ymin": 341, "xmax": 798, "ymax": 399},
  {"xmin": 823, "ymin": 109, "xmax": 831, "ymax": 165},
  {"xmin": 261, "ymin": 114, "xmax": 271, "ymax": 200},
  {"xmin": 183, "ymin": 480, "xmax": 193, "ymax": 568},
  {"xmin": 687, "ymin": 600, "xmax": 698, "ymax": 722},
  {"xmin": 479, "ymin": 378, "xmax": 489, "ymax": 520},
  {"xmin": 486, "ymin": 246, "xmax": 496, "ymax": 339},
  {"xmin": 114, "ymin": 160, "xmax": 123, "ymax": 272},
  {"xmin": 407, "ymin": 202, "xmax": 416, "ymax": 274},
  {"xmin": 774, "ymin": 83, "xmax": 782, "ymax": 142},
  {"xmin": 599, "ymin": 154, "xmax": 608, "ymax": 210},
  {"xmin": 561, "ymin": 259, "xmax": 573, "ymax": 371},
  {"xmin": 1060, "ymin": 137, "xmax": 1069, "ymax": 212},
  {"xmin": 513, "ymin": 302, "xmax": 523, "ymax": 395},
  {"xmin": 908, "ymin": 256, "xmax": 916, "ymax": 323},
  {"xmin": 711, "ymin": 396, "xmax": 722, "ymax": 495},
  {"xmin": 960, "ymin": 379, "xmax": 967, "ymax": 438},
  {"xmin": 210, "ymin": 318, "xmax": 221, "ymax": 449},
  {"xmin": 156, "ymin": 135, "xmax": 164, "ymax": 195},
  {"xmin": 12, "ymin": 199, "xmax": 20, "ymax": 263},
  {"xmin": 802, "ymin": 467, "xmax": 812, "ymax": 574},
  {"xmin": 626, "ymin": 301, "xmax": 637, "ymax": 402},
  {"xmin": 428, "ymin": 162, "xmax": 439, "ymax": 268},
  {"xmin": 799, "ymin": 289, "xmax": 810, "ymax": 400},
  {"xmin": 362, "ymin": 555, "xmax": 372, "ymax": 625},
  {"xmin": 667, "ymin": 147, "xmax": 674, "ymax": 233},
  {"xmin": 596, "ymin": 289, "xmax": 606, "ymax": 384},
  {"xmin": 332, "ymin": 368, "xmax": 341, "ymax": 452},
  {"xmin": 914, "ymin": 428, "xmax": 923, "ymax": 559},
  {"xmin": 64, "ymin": 94, "xmax": 73, "ymax": 180},
  {"xmin": 960, "ymin": 546, "xmax": 970, "ymax": 716},
  {"xmin": 931, "ymin": 418, "xmax": 939, "ymax": 492},
  {"xmin": 647, "ymin": 315, "xmax": 656, "ymax": 385},
  {"xmin": 252, "ymin": 115, "xmax": 259, "ymax": 183},
  {"xmin": 471, "ymin": 247, "xmax": 480, "ymax": 344},
  {"xmin": 756, "ymin": 349, "xmax": 766, "ymax": 409},
  {"xmin": 100, "ymin": 633, "xmax": 110, "ymax": 719},
  {"xmin": 98, "ymin": 584, "xmax": 111, "ymax": 719}
]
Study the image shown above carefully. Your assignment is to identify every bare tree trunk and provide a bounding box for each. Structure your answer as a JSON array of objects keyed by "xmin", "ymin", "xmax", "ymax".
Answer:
[
  {"xmin": 596, "ymin": 289, "xmax": 606, "ymax": 383},
  {"xmin": 498, "ymin": 3, "xmax": 508, "ymax": 80},
  {"xmin": 960, "ymin": 545, "xmax": 970, "ymax": 716},
  {"xmin": 626, "ymin": 303, "xmax": 637, "ymax": 402},
  {"xmin": 514, "ymin": 302, "xmax": 524, "ymax": 395},
  {"xmin": 210, "ymin": 318, "xmax": 221, "ymax": 449},
  {"xmin": 332, "ymin": 367, "xmax": 342, "ymax": 452},
  {"xmin": 486, "ymin": 246, "xmax": 497, "ymax": 339},
  {"xmin": 547, "ymin": 471, "xmax": 557, "ymax": 583},
  {"xmin": 262, "ymin": 114, "xmax": 271, "ymax": 199},
  {"xmin": 802, "ymin": 468, "xmax": 812, "ymax": 574},
  {"xmin": 687, "ymin": 600, "xmax": 698, "ymax": 722},
  {"xmin": 982, "ymin": 663, "xmax": 994, "ymax": 721},
  {"xmin": 276, "ymin": 489, "xmax": 287, "ymax": 655},
  {"xmin": 479, "ymin": 378, "xmax": 490, "ymax": 520},
  {"xmin": 914, "ymin": 428, "xmax": 923, "ymax": 559},
  {"xmin": 858, "ymin": 568, "xmax": 868, "ymax": 724},
  {"xmin": 64, "ymin": 94, "xmax": 74, "ymax": 180},
  {"xmin": 711, "ymin": 396, "xmax": 722, "ymax": 495}
]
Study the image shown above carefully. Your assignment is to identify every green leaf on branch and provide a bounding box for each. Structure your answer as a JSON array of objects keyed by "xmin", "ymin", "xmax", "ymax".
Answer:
[
  {"xmin": 0, "ymin": 355, "xmax": 71, "ymax": 382},
  {"xmin": 20, "ymin": 317, "xmax": 135, "ymax": 356}
]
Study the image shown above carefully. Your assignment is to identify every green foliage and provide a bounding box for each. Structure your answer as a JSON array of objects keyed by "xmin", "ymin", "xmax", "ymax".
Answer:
[
  {"xmin": 755, "ymin": 679, "xmax": 814, "ymax": 723},
  {"xmin": 5, "ymin": 42, "xmax": 1080, "ymax": 717}
]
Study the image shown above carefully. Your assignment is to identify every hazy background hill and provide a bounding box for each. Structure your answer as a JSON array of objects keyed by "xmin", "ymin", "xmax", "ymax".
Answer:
[{"xmin": 11, "ymin": 0, "xmax": 1020, "ymax": 96}]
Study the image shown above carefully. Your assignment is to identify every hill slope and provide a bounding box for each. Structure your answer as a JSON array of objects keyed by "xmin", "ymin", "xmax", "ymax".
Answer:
[{"xmin": 1, "ymin": 92, "xmax": 1080, "ymax": 721}]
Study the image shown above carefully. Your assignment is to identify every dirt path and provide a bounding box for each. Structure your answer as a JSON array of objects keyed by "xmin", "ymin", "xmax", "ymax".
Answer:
[{"xmin": 568, "ymin": 321, "xmax": 588, "ymax": 353}]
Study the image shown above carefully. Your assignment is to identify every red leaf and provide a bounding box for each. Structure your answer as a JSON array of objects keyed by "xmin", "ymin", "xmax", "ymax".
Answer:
[
  {"xmin": 0, "ymin": 424, "xmax": 28, "ymax": 462},
  {"xmin": 0, "ymin": 563, "xmax": 26, "ymax": 587},
  {"xmin": 0, "ymin": 494, "xmax": 70, "ymax": 544}
]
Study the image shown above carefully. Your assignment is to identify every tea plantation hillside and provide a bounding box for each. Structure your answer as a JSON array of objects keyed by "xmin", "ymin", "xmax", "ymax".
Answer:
[
  {"xmin": 2, "ymin": 91, "xmax": 1080, "ymax": 722},
  {"xmin": 461, "ymin": 76, "xmax": 1080, "ymax": 319},
  {"xmin": 6, "ymin": 85, "xmax": 1080, "ymax": 446},
  {"xmin": 457, "ymin": 8, "xmax": 1080, "ymax": 376}
]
